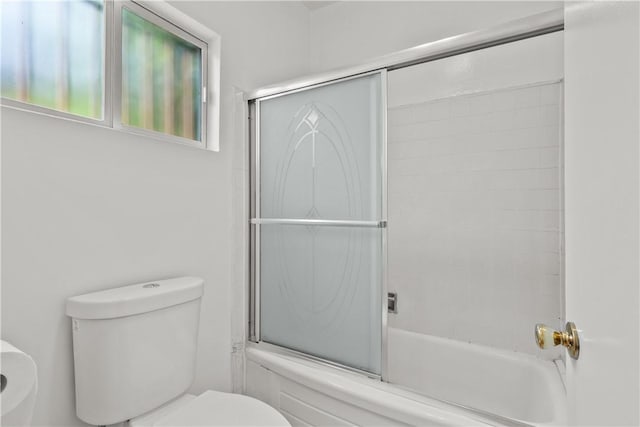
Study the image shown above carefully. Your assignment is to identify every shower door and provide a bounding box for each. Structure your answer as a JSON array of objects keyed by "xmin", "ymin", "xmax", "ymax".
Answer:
[{"xmin": 250, "ymin": 72, "xmax": 386, "ymax": 375}]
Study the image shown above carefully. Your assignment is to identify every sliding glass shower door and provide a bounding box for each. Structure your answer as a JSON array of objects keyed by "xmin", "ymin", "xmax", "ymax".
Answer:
[{"xmin": 251, "ymin": 72, "xmax": 386, "ymax": 375}]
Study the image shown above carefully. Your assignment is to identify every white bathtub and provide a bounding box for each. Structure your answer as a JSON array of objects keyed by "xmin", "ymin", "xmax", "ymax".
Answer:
[{"xmin": 245, "ymin": 327, "xmax": 566, "ymax": 426}]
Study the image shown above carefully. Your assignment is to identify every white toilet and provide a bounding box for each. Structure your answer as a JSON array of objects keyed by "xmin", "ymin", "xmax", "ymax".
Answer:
[{"xmin": 66, "ymin": 277, "xmax": 289, "ymax": 426}]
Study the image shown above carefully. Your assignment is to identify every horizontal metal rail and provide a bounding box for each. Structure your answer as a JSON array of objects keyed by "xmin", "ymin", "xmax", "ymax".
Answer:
[
  {"xmin": 246, "ymin": 8, "xmax": 563, "ymax": 101},
  {"xmin": 250, "ymin": 218, "xmax": 387, "ymax": 228}
]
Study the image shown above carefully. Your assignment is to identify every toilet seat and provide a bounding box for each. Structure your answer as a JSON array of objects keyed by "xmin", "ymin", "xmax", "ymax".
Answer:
[{"xmin": 130, "ymin": 391, "xmax": 290, "ymax": 427}]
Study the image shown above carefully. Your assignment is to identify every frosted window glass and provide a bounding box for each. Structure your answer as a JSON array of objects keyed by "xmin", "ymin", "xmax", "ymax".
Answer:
[
  {"xmin": 258, "ymin": 74, "xmax": 384, "ymax": 374},
  {"xmin": 1, "ymin": 0, "xmax": 104, "ymax": 119},
  {"xmin": 122, "ymin": 8, "xmax": 202, "ymax": 141}
]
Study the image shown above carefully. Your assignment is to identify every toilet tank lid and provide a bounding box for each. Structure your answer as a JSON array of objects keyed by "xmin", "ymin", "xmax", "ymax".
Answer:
[{"xmin": 65, "ymin": 277, "xmax": 204, "ymax": 320}]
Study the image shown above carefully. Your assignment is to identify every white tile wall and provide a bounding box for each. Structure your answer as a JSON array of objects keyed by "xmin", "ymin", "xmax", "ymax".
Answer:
[{"xmin": 387, "ymin": 81, "xmax": 563, "ymax": 358}]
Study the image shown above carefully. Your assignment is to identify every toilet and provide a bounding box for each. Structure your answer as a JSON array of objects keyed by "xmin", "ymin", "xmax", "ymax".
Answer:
[{"xmin": 65, "ymin": 277, "xmax": 289, "ymax": 426}]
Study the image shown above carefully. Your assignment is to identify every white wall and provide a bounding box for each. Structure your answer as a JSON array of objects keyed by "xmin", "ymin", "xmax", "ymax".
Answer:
[
  {"xmin": 0, "ymin": 2, "xmax": 309, "ymax": 425},
  {"xmin": 386, "ymin": 32, "xmax": 564, "ymax": 357},
  {"xmin": 309, "ymin": 1, "xmax": 561, "ymax": 71}
]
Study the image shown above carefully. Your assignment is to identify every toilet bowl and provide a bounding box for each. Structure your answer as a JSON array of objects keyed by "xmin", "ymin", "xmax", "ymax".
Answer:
[
  {"xmin": 130, "ymin": 391, "xmax": 289, "ymax": 427},
  {"xmin": 66, "ymin": 277, "xmax": 289, "ymax": 426}
]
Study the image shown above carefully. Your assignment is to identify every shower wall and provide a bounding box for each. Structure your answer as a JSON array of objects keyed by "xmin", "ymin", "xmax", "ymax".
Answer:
[{"xmin": 387, "ymin": 32, "xmax": 564, "ymax": 357}]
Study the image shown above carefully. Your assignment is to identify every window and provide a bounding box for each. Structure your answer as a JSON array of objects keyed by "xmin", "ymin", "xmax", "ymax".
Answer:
[
  {"xmin": 1, "ymin": 0, "xmax": 105, "ymax": 120},
  {"xmin": 118, "ymin": 3, "xmax": 206, "ymax": 143},
  {"xmin": 0, "ymin": 0, "xmax": 219, "ymax": 150}
]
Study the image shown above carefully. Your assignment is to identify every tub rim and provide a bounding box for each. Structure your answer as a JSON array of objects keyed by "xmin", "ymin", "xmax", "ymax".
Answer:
[{"xmin": 246, "ymin": 343, "xmax": 563, "ymax": 427}]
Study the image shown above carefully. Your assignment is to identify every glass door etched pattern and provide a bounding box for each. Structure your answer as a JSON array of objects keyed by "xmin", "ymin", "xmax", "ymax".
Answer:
[
  {"xmin": 257, "ymin": 73, "xmax": 384, "ymax": 374},
  {"xmin": 260, "ymin": 74, "xmax": 383, "ymax": 221},
  {"xmin": 261, "ymin": 224, "xmax": 382, "ymax": 373}
]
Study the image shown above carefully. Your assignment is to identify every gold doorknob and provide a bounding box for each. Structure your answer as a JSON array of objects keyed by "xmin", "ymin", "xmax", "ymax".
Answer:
[{"xmin": 534, "ymin": 322, "xmax": 580, "ymax": 360}]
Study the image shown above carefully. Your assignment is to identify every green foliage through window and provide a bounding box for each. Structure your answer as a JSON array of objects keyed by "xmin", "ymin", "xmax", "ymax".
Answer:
[
  {"xmin": 122, "ymin": 8, "xmax": 203, "ymax": 141},
  {"xmin": 1, "ymin": 0, "xmax": 105, "ymax": 119},
  {"xmin": 1, "ymin": 1, "xmax": 207, "ymax": 145}
]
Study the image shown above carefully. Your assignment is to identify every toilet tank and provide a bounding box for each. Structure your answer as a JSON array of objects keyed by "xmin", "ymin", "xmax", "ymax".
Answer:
[{"xmin": 66, "ymin": 277, "xmax": 204, "ymax": 426}]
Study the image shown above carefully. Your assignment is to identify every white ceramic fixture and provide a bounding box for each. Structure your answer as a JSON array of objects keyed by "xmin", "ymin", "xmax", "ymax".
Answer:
[
  {"xmin": 65, "ymin": 277, "xmax": 289, "ymax": 426},
  {"xmin": 0, "ymin": 340, "xmax": 38, "ymax": 426}
]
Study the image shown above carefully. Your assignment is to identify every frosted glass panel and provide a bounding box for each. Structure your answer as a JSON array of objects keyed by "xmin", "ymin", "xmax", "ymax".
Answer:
[
  {"xmin": 122, "ymin": 8, "xmax": 202, "ymax": 141},
  {"xmin": 1, "ymin": 0, "xmax": 104, "ymax": 119},
  {"xmin": 257, "ymin": 73, "xmax": 384, "ymax": 374},
  {"xmin": 260, "ymin": 74, "xmax": 383, "ymax": 221},
  {"xmin": 260, "ymin": 224, "xmax": 382, "ymax": 374}
]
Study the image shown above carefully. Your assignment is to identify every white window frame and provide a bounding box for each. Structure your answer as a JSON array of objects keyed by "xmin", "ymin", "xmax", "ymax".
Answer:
[
  {"xmin": 114, "ymin": 0, "xmax": 218, "ymax": 150},
  {"xmin": 0, "ymin": 0, "xmax": 221, "ymax": 151}
]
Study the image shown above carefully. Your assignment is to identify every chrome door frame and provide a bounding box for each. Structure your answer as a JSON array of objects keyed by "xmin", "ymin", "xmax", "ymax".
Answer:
[
  {"xmin": 246, "ymin": 8, "xmax": 562, "ymax": 101},
  {"xmin": 248, "ymin": 70, "xmax": 388, "ymax": 379},
  {"xmin": 247, "ymin": 8, "xmax": 564, "ymax": 382}
]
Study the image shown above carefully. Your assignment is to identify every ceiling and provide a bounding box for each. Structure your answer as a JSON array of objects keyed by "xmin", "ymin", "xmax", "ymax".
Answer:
[{"xmin": 301, "ymin": 1, "xmax": 337, "ymax": 11}]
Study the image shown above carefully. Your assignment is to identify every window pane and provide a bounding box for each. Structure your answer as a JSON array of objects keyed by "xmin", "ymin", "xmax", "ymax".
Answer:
[
  {"xmin": 1, "ymin": 0, "xmax": 105, "ymax": 119},
  {"xmin": 122, "ymin": 8, "xmax": 202, "ymax": 142}
]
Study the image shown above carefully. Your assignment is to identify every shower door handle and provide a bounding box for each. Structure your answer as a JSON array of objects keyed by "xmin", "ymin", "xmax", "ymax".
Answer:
[{"xmin": 250, "ymin": 218, "xmax": 387, "ymax": 228}]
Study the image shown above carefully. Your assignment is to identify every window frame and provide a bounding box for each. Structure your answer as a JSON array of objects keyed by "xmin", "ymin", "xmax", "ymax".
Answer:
[
  {"xmin": 0, "ymin": 0, "xmax": 221, "ymax": 151},
  {"xmin": 114, "ymin": 0, "xmax": 209, "ymax": 149}
]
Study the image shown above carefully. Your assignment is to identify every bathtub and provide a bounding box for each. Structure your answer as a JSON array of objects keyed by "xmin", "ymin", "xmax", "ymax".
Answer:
[{"xmin": 245, "ymin": 328, "xmax": 566, "ymax": 426}]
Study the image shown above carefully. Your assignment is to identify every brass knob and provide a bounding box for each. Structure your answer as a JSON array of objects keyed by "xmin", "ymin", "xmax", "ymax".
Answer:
[{"xmin": 534, "ymin": 322, "xmax": 580, "ymax": 360}]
